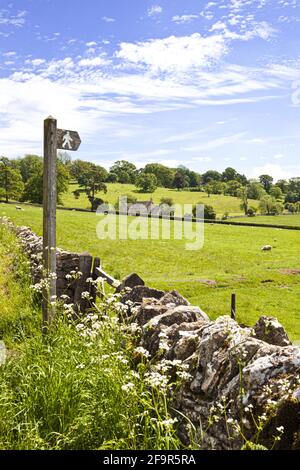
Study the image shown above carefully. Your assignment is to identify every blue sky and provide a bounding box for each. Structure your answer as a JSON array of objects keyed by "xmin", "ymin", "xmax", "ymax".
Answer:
[{"xmin": 0, "ymin": 0, "xmax": 300, "ymax": 180}]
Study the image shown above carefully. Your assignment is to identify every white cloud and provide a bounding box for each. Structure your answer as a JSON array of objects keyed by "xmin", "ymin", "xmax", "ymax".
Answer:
[
  {"xmin": 147, "ymin": 5, "xmax": 163, "ymax": 17},
  {"xmin": 0, "ymin": 9, "xmax": 27, "ymax": 28},
  {"xmin": 116, "ymin": 33, "xmax": 228, "ymax": 73},
  {"xmin": 274, "ymin": 153, "xmax": 284, "ymax": 159},
  {"xmin": 250, "ymin": 163, "xmax": 292, "ymax": 181},
  {"xmin": 181, "ymin": 132, "xmax": 247, "ymax": 152},
  {"xmin": 172, "ymin": 14, "xmax": 199, "ymax": 24},
  {"xmin": 3, "ymin": 51, "xmax": 16, "ymax": 57},
  {"xmin": 26, "ymin": 58, "xmax": 46, "ymax": 66},
  {"xmin": 86, "ymin": 41, "xmax": 97, "ymax": 47},
  {"xmin": 101, "ymin": 16, "xmax": 115, "ymax": 23},
  {"xmin": 78, "ymin": 57, "xmax": 110, "ymax": 67}
]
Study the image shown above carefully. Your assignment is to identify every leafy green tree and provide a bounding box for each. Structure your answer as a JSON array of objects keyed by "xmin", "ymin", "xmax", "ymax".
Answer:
[
  {"xmin": 192, "ymin": 203, "xmax": 216, "ymax": 220},
  {"xmin": 107, "ymin": 172, "xmax": 118, "ymax": 183},
  {"xmin": 247, "ymin": 181, "xmax": 266, "ymax": 200},
  {"xmin": 160, "ymin": 197, "xmax": 174, "ymax": 206},
  {"xmin": 221, "ymin": 167, "xmax": 237, "ymax": 182},
  {"xmin": 173, "ymin": 172, "xmax": 189, "ymax": 191},
  {"xmin": 110, "ymin": 160, "xmax": 137, "ymax": 184},
  {"xmin": 285, "ymin": 191, "xmax": 299, "ymax": 204},
  {"xmin": 70, "ymin": 159, "xmax": 93, "ymax": 181},
  {"xmin": 225, "ymin": 180, "xmax": 242, "ymax": 197},
  {"xmin": 18, "ymin": 155, "xmax": 42, "ymax": 183},
  {"xmin": 276, "ymin": 179, "xmax": 289, "ymax": 194},
  {"xmin": 237, "ymin": 186, "xmax": 249, "ymax": 215},
  {"xmin": 22, "ymin": 160, "xmax": 69, "ymax": 205},
  {"xmin": 259, "ymin": 174, "xmax": 274, "ymax": 194},
  {"xmin": 144, "ymin": 164, "xmax": 175, "ymax": 188},
  {"xmin": 0, "ymin": 157, "xmax": 24, "ymax": 202},
  {"xmin": 73, "ymin": 164, "xmax": 108, "ymax": 211},
  {"xmin": 201, "ymin": 170, "xmax": 221, "ymax": 184},
  {"xmin": 211, "ymin": 181, "xmax": 227, "ymax": 195},
  {"xmin": 136, "ymin": 173, "xmax": 157, "ymax": 193},
  {"xmin": 270, "ymin": 185, "xmax": 283, "ymax": 200},
  {"xmin": 205, "ymin": 183, "xmax": 213, "ymax": 198},
  {"xmin": 176, "ymin": 166, "xmax": 201, "ymax": 188},
  {"xmin": 259, "ymin": 195, "xmax": 283, "ymax": 215}
]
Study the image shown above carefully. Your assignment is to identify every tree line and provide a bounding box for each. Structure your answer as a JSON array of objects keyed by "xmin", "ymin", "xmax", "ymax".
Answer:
[{"xmin": 0, "ymin": 155, "xmax": 300, "ymax": 216}]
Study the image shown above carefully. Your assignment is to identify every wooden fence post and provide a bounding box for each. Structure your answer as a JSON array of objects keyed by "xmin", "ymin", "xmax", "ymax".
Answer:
[
  {"xmin": 42, "ymin": 116, "xmax": 57, "ymax": 333},
  {"xmin": 74, "ymin": 253, "xmax": 93, "ymax": 314},
  {"xmin": 231, "ymin": 293, "xmax": 236, "ymax": 320},
  {"xmin": 91, "ymin": 257, "xmax": 101, "ymax": 304}
]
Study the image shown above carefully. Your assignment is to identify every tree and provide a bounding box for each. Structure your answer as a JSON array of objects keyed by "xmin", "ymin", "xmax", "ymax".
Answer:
[
  {"xmin": 192, "ymin": 203, "xmax": 216, "ymax": 220},
  {"xmin": 107, "ymin": 172, "xmax": 118, "ymax": 183},
  {"xmin": 0, "ymin": 157, "xmax": 24, "ymax": 202},
  {"xmin": 136, "ymin": 173, "xmax": 157, "ymax": 193},
  {"xmin": 160, "ymin": 197, "xmax": 174, "ymax": 206},
  {"xmin": 22, "ymin": 160, "xmax": 69, "ymax": 205},
  {"xmin": 270, "ymin": 185, "xmax": 283, "ymax": 200},
  {"xmin": 247, "ymin": 181, "xmax": 266, "ymax": 200},
  {"xmin": 18, "ymin": 155, "xmax": 42, "ymax": 182},
  {"xmin": 70, "ymin": 159, "xmax": 93, "ymax": 181},
  {"xmin": 176, "ymin": 166, "xmax": 201, "ymax": 188},
  {"xmin": 173, "ymin": 172, "xmax": 189, "ymax": 191},
  {"xmin": 205, "ymin": 183, "xmax": 213, "ymax": 198},
  {"xmin": 74, "ymin": 164, "xmax": 108, "ymax": 211},
  {"xmin": 144, "ymin": 163, "xmax": 175, "ymax": 188},
  {"xmin": 202, "ymin": 170, "xmax": 221, "ymax": 184},
  {"xmin": 110, "ymin": 160, "xmax": 137, "ymax": 184},
  {"xmin": 237, "ymin": 186, "xmax": 249, "ymax": 215},
  {"xmin": 276, "ymin": 179, "xmax": 289, "ymax": 194},
  {"xmin": 259, "ymin": 195, "xmax": 283, "ymax": 215},
  {"xmin": 221, "ymin": 167, "xmax": 237, "ymax": 182},
  {"xmin": 285, "ymin": 191, "xmax": 299, "ymax": 204},
  {"xmin": 225, "ymin": 180, "xmax": 242, "ymax": 197},
  {"xmin": 259, "ymin": 174, "xmax": 274, "ymax": 194}
]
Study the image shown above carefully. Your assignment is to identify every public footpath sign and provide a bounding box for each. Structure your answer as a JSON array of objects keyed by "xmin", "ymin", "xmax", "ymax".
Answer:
[
  {"xmin": 57, "ymin": 129, "xmax": 81, "ymax": 151},
  {"xmin": 43, "ymin": 117, "xmax": 81, "ymax": 332}
]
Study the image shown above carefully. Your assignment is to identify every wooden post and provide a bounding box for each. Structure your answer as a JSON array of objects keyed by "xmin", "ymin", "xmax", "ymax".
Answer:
[
  {"xmin": 74, "ymin": 253, "xmax": 93, "ymax": 314},
  {"xmin": 91, "ymin": 257, "xmax": 101, "ymax": 304},
  {"xmin": 231, "ymin": 293, "xmax": 236, "ymax": 320},
  {"xmin": 42, "ymin": 116, "xmax": 57, "ymax": 332}
]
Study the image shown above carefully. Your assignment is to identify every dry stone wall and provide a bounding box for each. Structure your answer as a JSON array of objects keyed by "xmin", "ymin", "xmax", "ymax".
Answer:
[
  {"xmin": 3, "ymin": 219, "xmax": 300, "ymax": 449},
  {"xmin": 121, "ymin": 287, "xmax": 300, "ymax": 450}
]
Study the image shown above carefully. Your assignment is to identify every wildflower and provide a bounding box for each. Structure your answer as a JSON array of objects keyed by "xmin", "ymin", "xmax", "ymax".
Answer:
[
  {"xmin": 81, "ymin": 291, "xmax": 92, "ymax": 300},
  {"xmin": 134, "ymin": 347, "xmax": 151, "ymax": 359},
  {"xmin": 161, "ymin": 418, "xmax": 178, "ymax": 427},
  {"xmin": 76, "ymin": 323, "xmax": 85, "ymax": 331},
  {"xmin": 121, "ymin": 383, "xmax": 135, "ymax": 392},
  {"xmin": 276, "ymin": 426, "xmax": 284, "ymax": 433},
  {"xmin": 76, "ymin": 363, "xmax": 85, "ymax": 369}
]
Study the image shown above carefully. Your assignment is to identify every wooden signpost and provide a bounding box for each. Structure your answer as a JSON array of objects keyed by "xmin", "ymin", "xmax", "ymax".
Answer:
[{"xmin": 42, "ymin": 117, "xmax": 81, "ymax": 332}]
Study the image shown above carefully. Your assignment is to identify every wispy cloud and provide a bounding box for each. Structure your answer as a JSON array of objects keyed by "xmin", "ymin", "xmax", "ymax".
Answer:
[
  {"xmin": 147, "ymin": 5, "xmax": 163, "ymax": 17},
  {"xmin": 0, "ymin": 9, "xmax": 27, "ymax": 28},
  {"xmin": 172, "ymin": 14, "xmax": 199, "ymax": 24},
  {"xmin": 101, "ymin": 16, "xmax": 115, "ymax": 23}
]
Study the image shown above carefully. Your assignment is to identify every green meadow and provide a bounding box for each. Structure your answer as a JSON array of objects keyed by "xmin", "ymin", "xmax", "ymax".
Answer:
[
  {"xmin": 1, "ymin": 202, "xmax": 300, "ymax": 340},
  {"xmin": 234, "ymin": 214, "xmax": 300, "ymax": 227},
  {"xmin": 61, "ymin": 182, "xmax": 259, "ymax": 217}
]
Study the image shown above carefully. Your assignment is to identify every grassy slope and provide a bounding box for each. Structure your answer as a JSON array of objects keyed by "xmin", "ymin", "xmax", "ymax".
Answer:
[
  {"xmin": 234, "ymin": 215, "xmax": 300, "ymax": 227},
  {"xmin": 2, "ymin": 203, "xmax": 300, "ymax": 340},
  {"xmin": 0, "ymin": 223, "xmax": 39, "ymax": 345},
  {"xmin": 62, "ymin": 182, "xmax": 259, "ymax": 217}
]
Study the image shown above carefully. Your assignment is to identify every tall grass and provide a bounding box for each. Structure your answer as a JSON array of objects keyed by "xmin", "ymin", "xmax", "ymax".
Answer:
[
  {"xmin": 0, "ymin": 223, "xmax": 40, "ymax": 346},
  {"xmin": 0, "ymin": 223, "xmax": 185, "ymax": 449},
  {"xmin": 0, "ymin": 308, "xmax": 185, "ymax": 450}
]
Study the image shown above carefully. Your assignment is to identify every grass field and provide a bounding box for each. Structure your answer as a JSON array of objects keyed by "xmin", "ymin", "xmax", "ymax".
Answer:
[
  {"xmin": 1, "ymin": 202, "xmax": 300, "ymax": 340},
  {"xmin": 233, "ymin": 214, "xmax": 300, "ymax": 227},
  {"xmin": 61, "ymin": 182, "xmax": 258, "ymax": 217}
]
